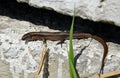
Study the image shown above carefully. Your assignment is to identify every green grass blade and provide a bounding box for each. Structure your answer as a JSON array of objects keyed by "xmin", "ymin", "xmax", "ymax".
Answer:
[
  {"xmin": 68, "ymin": 8, "xmax": 78, "ymax": 78},
  {"xmin": 69, "ymin": 59, "xmax": 78, "ymax": 78},
  {"xmin": 69, "ymin": 7, "xmax": 75, "ymax": 64}
]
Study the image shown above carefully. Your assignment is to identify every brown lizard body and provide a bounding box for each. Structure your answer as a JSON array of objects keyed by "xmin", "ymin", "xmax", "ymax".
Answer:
[{"xmin": 22, "ymin": 32, "xmax": 108, "ymax": 74}]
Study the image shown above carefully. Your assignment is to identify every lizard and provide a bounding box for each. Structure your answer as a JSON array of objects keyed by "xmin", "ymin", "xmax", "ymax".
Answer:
[{"xmin": 22, "ymin": 32, "xmax": 108, "ymax": 75}]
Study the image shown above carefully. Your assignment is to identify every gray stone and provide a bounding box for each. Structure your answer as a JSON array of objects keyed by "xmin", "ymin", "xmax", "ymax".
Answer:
[
  {"xmin": 16, "ymin": 0, "xmax": 120, "ymax": 27},
  {"xmin": 0, "ymin": 13, "xmax": 120, "ymax": 78}
]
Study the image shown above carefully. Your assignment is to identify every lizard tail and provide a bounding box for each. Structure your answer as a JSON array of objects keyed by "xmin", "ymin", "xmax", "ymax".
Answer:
[{"xmin": 91, "ymin": 35, "xmax": 108, "ymax": 74}]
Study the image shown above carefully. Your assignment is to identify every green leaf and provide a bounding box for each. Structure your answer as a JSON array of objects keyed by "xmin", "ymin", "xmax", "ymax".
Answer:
[
  {"xmin": 69, "ymin": 59, "xmax": 78, "ymax": 78},
  {"xmin": 68, "ymin": 8, "xmax": 78, "ymax": 78}
]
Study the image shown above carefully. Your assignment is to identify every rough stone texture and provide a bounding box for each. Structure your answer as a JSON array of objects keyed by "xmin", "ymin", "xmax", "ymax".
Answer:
[
  {"xmin": 0, "ymin": 15, "xmax": 120, "ymax": 78},
  {"xmin": 0, "ymin": 0, "xmax": 120, "ymax": 78},
  {"xmin": 16, "ymin": 0, "xmax": 120, "ymax": 27}
]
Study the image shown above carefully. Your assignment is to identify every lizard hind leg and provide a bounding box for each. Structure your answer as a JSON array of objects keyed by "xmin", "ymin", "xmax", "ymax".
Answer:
[{"xmin": 56, "ymin": 39, "xmax": 65, "ymax": 47}]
